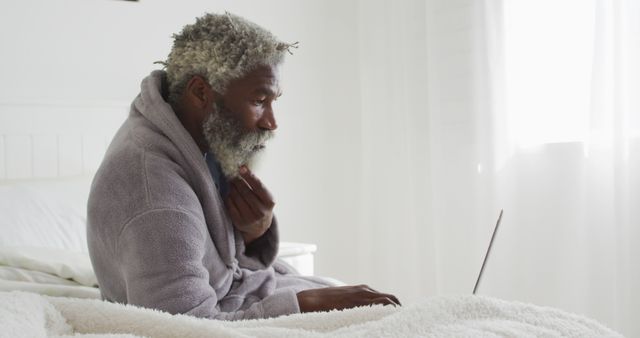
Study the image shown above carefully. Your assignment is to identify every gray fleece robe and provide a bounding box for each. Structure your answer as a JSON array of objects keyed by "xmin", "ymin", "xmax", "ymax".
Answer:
[{"xmin": 87, "ymin": 70, "xmax": 330, "ymax": 320}]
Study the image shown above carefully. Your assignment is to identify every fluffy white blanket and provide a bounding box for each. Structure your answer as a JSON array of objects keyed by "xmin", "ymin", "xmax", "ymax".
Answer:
[
  {"xmin": 0, "ymin": 292, "xmax": 621, "ymax": 338},
  {"xmin": 0, "ymin": 291, "xmax": 622, "ymax": 338}
]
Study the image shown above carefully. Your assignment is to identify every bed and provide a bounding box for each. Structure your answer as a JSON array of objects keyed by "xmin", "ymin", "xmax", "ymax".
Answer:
[{"xmin": 0, "ymin": 102, "xmax": 623, "ymax": 337}]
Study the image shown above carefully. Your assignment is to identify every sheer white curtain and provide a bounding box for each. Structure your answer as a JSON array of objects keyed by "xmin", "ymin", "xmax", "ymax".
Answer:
[
  {"xmin": 355, "ymin": 0, "xmax": 639, "ymax": 335},
  {"xmin": 487, "ymin": 1, "xmax": 640, "ymax": 335}
]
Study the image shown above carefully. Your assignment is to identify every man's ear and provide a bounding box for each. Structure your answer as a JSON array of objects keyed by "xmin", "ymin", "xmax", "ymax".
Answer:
[{"xmin": 185, "ymin": 75, "xmax": 216, "ymax": 108}]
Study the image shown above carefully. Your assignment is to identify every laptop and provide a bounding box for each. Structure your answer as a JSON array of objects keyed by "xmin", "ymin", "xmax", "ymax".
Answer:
[{"xmin": 473, "ymin": 209, "xmax": 504, "ymax": 295}]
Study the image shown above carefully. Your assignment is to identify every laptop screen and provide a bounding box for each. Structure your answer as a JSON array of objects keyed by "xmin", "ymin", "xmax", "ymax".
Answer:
[{"xmin": 473, "ymin": 209, "xmax": 504, "ymax": 295}]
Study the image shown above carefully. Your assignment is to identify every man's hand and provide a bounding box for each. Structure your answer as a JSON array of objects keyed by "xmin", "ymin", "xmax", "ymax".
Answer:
[
  {"xmin": 224, "ymin": 166, "xmax": 275, "ymax": 245},
  {"xmin": 296, "ymin": 285, "xmax": 401, "ymax": 313}
]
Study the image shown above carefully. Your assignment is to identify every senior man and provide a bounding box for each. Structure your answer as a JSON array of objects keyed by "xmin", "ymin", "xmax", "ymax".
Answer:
[{"xmin": 87, "ymin": 12, "xmax": 400, "ymax": 320}]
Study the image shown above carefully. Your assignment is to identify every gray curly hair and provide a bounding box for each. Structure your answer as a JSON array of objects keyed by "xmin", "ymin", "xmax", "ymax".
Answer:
[{"xmin": 158, "ymin": 12, "xmax": 297, "ymax": 104}]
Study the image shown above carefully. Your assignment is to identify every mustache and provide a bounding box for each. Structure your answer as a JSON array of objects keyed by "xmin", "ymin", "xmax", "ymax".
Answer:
[{"xmin": 236, "ymin": 129, "xmax": 274, "ymax": 152}]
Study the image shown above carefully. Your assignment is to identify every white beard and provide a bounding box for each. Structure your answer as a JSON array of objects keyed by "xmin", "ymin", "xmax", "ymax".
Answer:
[{"xmin": 202, "ymin": 101, "xmax": 274, "ymax": 178}]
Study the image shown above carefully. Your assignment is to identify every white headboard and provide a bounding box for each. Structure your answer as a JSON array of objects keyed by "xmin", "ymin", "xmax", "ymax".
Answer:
[{"xmin": 0, "ymin": 100, "xmax": 128, "ymax": 181}]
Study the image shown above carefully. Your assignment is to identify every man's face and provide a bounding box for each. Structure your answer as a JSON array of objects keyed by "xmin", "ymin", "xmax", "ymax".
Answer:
[{"xmin": 202, "ymin": 64, "xmax": 281, "ymax": 178}]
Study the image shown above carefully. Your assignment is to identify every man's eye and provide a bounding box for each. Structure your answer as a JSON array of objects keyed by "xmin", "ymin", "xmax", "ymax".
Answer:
[{"xmin": 253, "ymin": 98, "xmax": 266, "ymax": 106}]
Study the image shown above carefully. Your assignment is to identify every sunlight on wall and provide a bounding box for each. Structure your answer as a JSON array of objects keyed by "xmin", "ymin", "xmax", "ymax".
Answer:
[{"xmin": 504, "ymin": 0, "xmax": 596, "ymax": 148}]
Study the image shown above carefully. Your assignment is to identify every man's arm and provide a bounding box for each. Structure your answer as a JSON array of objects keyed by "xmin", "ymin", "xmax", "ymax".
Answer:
[
  {"xmin": 224, "ymin": 167, "xmax": 403, "ymax": 312},
  {"xmin": 225, "ymin": 166, "xmax": 281, "ymax": 270},
  {"xmin": 117, "ymin": 208, "xmax": 299, "ymax": 320}
]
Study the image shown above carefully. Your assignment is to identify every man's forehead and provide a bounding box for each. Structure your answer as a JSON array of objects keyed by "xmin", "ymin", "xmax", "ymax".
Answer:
[
  {"xmin": 229, "ymin": 65, "xmax": 281, "ymax": 94},
  {"xmin": 252, "ymin": 86, "xmax": 282, "ymax": 97},
  {"xmin": 247, "ymin": 66, "xmax": 281, "ymax": 89}
]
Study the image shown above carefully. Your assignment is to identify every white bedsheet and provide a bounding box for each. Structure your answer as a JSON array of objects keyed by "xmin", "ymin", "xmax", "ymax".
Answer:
[
  {"xmin": 0, "ymin": 291, "xmax": 622, "ymax": 338},
  {"xmin": 0, "ymin": 280, "xmax": 100, "ymax": 299},
  {"xmin": 0, "ymin": 246, "xmax": 100, "ymax": 299},
  {"xmin": 0, "ymin": 246, "xmax": 97, "ymax": 287}
]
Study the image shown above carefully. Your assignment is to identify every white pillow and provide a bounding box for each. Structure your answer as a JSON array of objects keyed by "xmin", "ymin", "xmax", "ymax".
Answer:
[{"xmin": 0, "ymin": 177, "xmax": 91, "ymax": 252}]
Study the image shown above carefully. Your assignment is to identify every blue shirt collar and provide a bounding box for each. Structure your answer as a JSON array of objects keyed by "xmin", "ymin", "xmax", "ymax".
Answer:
[{"xmin": 204, "ymin": 152, "xmax": 229, "ymax": 198}]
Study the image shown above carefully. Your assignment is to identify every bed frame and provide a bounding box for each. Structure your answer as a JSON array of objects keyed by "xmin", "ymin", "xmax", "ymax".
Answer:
[{"xmin": 0, "ymin": 100, "xmax": 128, "ymax": 181}]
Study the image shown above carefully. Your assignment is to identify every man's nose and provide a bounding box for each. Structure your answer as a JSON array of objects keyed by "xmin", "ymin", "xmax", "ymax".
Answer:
[{"xmin": 257, "ymin": 107, "xmax": 277, "ymax": 131}]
